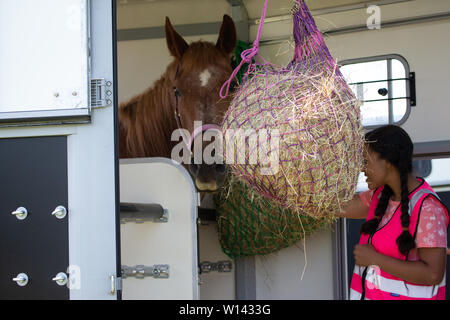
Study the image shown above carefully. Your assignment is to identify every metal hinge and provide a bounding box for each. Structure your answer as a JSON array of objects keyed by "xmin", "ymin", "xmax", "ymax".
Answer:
[
  {"xmin": 109, "ymin": 275, "xmax": 122, "ymax": 295},
  {"xmin": 90, "ymin": 78, "xmax": 113, "ymax": 108},
  {"xmin": 121, "ymin": 265, "xmax": 170, "ymax": 279},
  {"xmin": 199, "ymin": 260, "xmax": 233, "ymax": 274}
]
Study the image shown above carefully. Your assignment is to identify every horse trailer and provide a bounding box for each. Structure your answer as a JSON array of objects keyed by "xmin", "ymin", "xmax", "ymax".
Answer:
[{"xmin": 1, "ymin": 0, "xmax": 449, "ymax": 300}]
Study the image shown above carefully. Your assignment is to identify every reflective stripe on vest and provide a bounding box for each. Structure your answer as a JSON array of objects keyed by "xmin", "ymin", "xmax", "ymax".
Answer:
[{"xmin": 350, "ymin": 179, "xmax": 449, "ymax": 300}]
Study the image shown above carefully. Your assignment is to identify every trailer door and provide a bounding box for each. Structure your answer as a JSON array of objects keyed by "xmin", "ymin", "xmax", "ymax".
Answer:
[{"xmin": 0, "ymin": 0, "xmax": 120, "ymax": 299}]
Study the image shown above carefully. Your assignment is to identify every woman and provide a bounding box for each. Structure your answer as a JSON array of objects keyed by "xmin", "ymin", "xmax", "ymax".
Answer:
[{"xmin": 339, "ymin": 125, "xmax": 449, "ymax": 300}]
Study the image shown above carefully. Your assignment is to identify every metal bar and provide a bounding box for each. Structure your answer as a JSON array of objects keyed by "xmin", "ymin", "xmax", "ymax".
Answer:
[
  {"xmin": 116, "ymin": 8, "xmax": 450, "ymax": 43},
  {"xmin": 252, "ymin": 0, "xmax": 414, "ymax": 25},
  {"xmin": 235, "ymin": 257, "xmax": 256, "ymax": 300},
  {"xmin": 0, "ymin": 109, "xmax": 91, "ymax": 128},
  {"xmin": 226, "ymin": 0, "xmax": 244, "ymax": 7},
  {"xmin": 120, "ymin": 202, "xmax": 168, "ymax": 223},
  {"xmin": 117, "ymin": 22, "xmax": 223, "ymax": 41},
  {"xmin": 228, "ymin": 0, "xmax": 249, "ymax": 42},
  {"xmin": 122, "ymin": 265, "xmax": 170, "ymax": 279},
  {"xmin": 118, "ymin": 2, "xmax": 250, "ymax": 42},
  {"xmin": 363, "ymin": 96, "xmax": 410, "ymax": 103},
  {"xmin": 347, "ymin": 77, "xmax": 409, "ymax": 86},
  {"xmin": 332, "ymin": 219, "xmax": 349, "ymax": 300},
  {"xmin": 387, "ymin": 58, "xmax": 394, "ymax": 123},
  {"xmin": 413, "ymin": 141, "xmax": 450, "ymax": 160},
  {"xmin": 259, "ymin": 12, "xmax": 450, "ymax": 46},
  {"xmin": 199, "ymin": 261, "xmax": 233, "ymax": 273},
  {"xmin": 326, "ymin": 11, "xmax": 450, "ymax": 35},
  {"xmin": 409, "ymin": 72, "xmax": 417, "ymax": 106}
]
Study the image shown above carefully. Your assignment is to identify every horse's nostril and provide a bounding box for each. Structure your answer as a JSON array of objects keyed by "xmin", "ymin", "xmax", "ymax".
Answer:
[
  {"xmin": 190, "ymin": 163, "xmax": 199, "ymax": 173},
  {"xmin": 215, "ymin": 164, "xmax": 226, "ymax": 173}
]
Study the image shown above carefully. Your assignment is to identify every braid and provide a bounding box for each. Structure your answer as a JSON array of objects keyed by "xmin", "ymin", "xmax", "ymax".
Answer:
[
  {"xmin": 396, "ymin": 167, "xmax": 416, "ymax": 255},
  {"xmin": 360, "ymin": 185, "xmax": 393, "ymax": 235},
  {"xmin": 363, "ymin": 125, "xmax": 416, "ymax": 253}
]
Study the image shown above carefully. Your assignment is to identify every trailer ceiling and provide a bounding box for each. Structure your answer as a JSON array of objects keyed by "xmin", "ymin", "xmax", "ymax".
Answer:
[{"xmin": 118, "ymin": 0, "xmax": 414, "ymax": 19}]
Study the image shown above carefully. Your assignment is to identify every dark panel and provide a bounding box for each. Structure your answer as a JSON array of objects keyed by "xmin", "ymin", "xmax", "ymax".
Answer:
[{"xmin": 0, "ymin": 136, "xmax": 69, "ymax": 299}]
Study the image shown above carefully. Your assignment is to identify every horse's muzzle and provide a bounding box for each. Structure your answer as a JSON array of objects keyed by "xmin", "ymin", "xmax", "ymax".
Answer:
[
  {"xmin": 195, "ymin": 179, "xmax": 218, "ymax": 192},
  {"xmin": 189, "ymin": 162, "xmax": 227, "ymax": 192}
]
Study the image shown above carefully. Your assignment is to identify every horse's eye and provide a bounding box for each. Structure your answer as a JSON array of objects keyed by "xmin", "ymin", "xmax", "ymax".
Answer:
[{"xmin": 174, "ymin": 87, "xmax": 182, "ymax": 97}]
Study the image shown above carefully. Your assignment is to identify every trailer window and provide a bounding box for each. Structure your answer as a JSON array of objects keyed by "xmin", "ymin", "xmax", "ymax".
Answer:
[{"xmin": 340, "ymin": 54, "xmax": 414, "ymax": 128}]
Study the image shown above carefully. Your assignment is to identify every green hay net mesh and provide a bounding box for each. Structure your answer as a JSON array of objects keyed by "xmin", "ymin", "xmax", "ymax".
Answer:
[{"xmin": 214, "ymin": 174, "xmax": 336, "ymax": 259}]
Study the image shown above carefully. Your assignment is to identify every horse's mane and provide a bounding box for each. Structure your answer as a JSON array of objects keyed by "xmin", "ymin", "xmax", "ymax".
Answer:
[{"xmin": 119, "ymin": 62, "xmax": 179, "ymax": 158}]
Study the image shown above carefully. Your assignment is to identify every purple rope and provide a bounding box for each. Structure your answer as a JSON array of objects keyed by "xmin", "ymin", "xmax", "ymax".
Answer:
[{"xmin": 220, "ymin": 0, "xmax": 269, "ymax": 99}]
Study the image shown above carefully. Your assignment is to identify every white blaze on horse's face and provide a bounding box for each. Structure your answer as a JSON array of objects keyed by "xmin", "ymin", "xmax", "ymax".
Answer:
[{"xmin": 199, "ymin": 69, "xmax": 212, "ymax": 87}]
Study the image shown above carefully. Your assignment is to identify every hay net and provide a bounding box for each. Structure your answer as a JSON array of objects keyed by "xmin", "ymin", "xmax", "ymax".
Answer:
[
  {"xmin": 220, "ymin": 0, "xmax": 364, "ymax": 218},
  {"xmin": 214, "ymin": 174, "xmax": 336, "ymax": 259}
]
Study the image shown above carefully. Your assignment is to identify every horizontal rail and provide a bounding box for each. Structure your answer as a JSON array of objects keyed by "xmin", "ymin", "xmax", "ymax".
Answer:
[{"xmin": 120, "ymin": 202, "xmax": 168, "ymax": 223}]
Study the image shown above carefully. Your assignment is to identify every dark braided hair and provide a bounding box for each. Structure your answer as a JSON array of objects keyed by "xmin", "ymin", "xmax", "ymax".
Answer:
[{"xmin": 360, "ymin": 125, "xmax": 416, "ymax": 255}]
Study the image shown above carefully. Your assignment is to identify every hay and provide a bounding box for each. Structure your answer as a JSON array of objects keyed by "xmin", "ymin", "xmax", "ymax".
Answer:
[
  {"xmin": 214, "ymin": 174, "xmax": 336, "ymax": 259},
  {"xmin": 220, "ymin": 0, "xmax": 364, "ymax": 218},
  {"xmin": 222, "ymin": 64, "xmax": 364, "ymax": 217}
]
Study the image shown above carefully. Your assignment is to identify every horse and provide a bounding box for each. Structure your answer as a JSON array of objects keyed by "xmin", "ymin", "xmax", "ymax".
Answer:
[{"xmin": 119, "ymin": 15, "xmax": 237, "ymax": 192}]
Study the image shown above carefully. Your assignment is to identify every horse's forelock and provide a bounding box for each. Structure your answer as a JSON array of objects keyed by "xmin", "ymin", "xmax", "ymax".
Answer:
[{"xmin": 178, "ymin": 42, "xmax": 230, "ymax": 73}]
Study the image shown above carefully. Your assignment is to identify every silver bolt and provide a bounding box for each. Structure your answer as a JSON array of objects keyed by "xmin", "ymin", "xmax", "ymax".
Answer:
[
  {"xmin": 11, "ymin": 207, "xmax": 28, "ymax": 220},
  {"xmin": 52, "ymin": 205, "xmax": 67, "ymax": 219},
  {"xmin": 52, "ymin": 272, "xmax": 68, "ymax": 286},
  {"xmin": 152, "ymin": 268, "xmax": 160, "ymax": 277},
  {"xmin": 13, "ymin": 273, "xmax": 29, "ymax": 286}
]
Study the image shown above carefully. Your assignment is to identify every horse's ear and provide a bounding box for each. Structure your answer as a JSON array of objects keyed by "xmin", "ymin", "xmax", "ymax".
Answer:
[
  {"xmin": 165, "ymin": 17, "xmax": 189, "ymax": 59},
  {"xmin": 216, "ymin": 14, "xmax": 237, "ymax": 55}
]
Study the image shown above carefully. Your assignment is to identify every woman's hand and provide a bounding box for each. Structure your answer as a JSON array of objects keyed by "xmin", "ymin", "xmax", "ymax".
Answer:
[
  {"xmin": 336, "ymin": 194, "xmax": 369, "ymax": 219},
  {"xmin": 354, "ymin": 244, "xmax": 379, "ymax": 267}
]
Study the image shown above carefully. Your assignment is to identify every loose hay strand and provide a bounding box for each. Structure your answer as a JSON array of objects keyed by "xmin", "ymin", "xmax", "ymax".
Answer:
[{"xmin": 297, "ymin": 208, "xmax": 307, "ymax": 281}]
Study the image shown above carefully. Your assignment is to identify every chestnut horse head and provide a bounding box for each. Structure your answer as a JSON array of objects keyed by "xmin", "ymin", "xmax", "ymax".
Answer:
[{"xmin": 119, "ymin": 15, "xmax": 236, "ymax": 192}]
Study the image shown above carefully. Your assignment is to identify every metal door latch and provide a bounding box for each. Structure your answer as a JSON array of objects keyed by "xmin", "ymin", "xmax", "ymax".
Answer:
[
  {"xmin": 199, "ymin": 260, "xmax": 233, "ymax": 273},
  {"xmin": 121, "ymin": 265, "xmax": 169, "ymax": 279}
]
